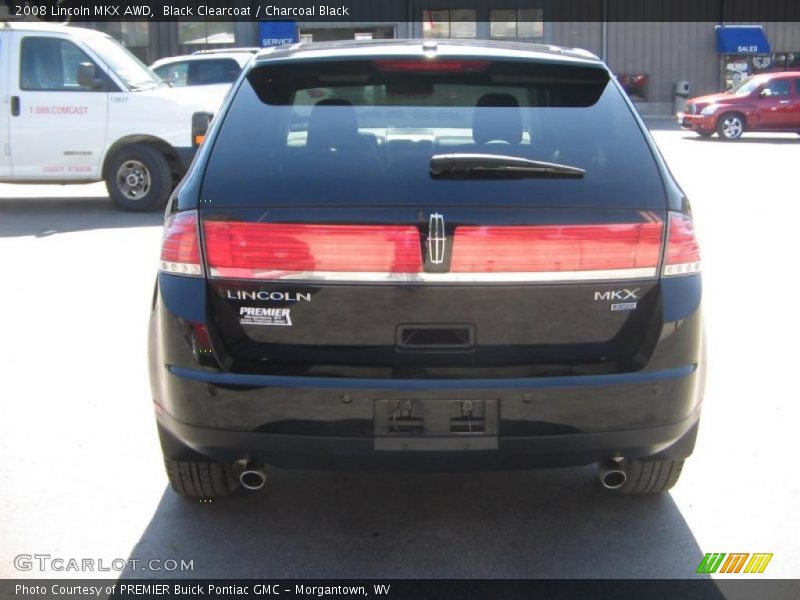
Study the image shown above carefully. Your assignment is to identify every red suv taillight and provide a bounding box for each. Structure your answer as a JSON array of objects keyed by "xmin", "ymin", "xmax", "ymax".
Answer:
[
  {"xmin": 159, "ymin": 211, "xmax": 203, "ymax": 277},
  {"xmin": 663, "ymin": 212, "xmax": 701, "ymax": 277}
]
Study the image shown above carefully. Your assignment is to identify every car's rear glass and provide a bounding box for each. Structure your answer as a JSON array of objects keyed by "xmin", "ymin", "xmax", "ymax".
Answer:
[{"xmin": 201, "ymin": 58, "xmax": 666, "ymax": 208}]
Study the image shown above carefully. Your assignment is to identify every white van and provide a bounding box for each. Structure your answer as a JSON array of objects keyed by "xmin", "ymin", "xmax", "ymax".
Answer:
[{"xmin": 0, "ymin": 22, "xmax": 228, "ymax": 210}]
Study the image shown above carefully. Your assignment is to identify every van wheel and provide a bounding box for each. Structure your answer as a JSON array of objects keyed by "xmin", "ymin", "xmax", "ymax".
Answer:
[
  {"xmin": 164, "ymin": 458, "xmax": 239, "ymax": 498},
  {"xmin": 615, "ymin": 459, "xmax": 685, "ymax": 494},
  {"xmin": 106, "ymin": 144, "xmax": 172, "ymax": 212},
  {"xmin": 716, "ymin": 113, "xmax": 745, "ymax": 140}
]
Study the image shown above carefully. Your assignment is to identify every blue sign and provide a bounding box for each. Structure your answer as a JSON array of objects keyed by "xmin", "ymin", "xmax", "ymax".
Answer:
[
  {"xmin": 258, "ymin": 21, "xmax": 298, "ymax": 48},
  {"xmin": 715, "ymin": 26, "xmax": 771, "ymax": 55}
]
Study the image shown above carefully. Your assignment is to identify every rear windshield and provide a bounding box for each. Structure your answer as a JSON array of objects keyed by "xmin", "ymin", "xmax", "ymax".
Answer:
[{"xmin": 201, "ymin": 58, "xmax": 666, "ymax": 208}]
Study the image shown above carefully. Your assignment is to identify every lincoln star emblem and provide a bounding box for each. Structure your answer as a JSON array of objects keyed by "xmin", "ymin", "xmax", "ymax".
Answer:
[{"xmin": 427, "ymin": 213, "xmax": 446, "ymax": 265}]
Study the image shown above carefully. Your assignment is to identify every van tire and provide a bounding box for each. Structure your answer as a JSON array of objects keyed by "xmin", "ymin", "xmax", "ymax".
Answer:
[
  {"xmin": 616, "ymin": 459, "xmax": 685, "ymax": 494},
  {"xmin": 164, "ymin": 458, "xmax": 239, "ymax": 498},
  {"xmin": 106, "ymin": 144, "xmax": 172, "ymax": 212}
]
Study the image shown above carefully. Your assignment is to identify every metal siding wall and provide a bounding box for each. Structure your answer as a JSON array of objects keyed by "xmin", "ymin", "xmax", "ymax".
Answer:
[
  {"xmin": 607, "ymin": 22, "xmax": 720, "ymax": 111},
  {"xmin": 548, "ymin": 22, "xmax": 603, "ymax": 57},
  {"xmin": 761, "ymin": 22, "xmax": 800, "ymax": 52}
]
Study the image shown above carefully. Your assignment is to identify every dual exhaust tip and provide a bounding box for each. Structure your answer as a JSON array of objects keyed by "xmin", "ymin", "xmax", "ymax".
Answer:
[{"xmin": 597, "ymin": 459, "xmax": 628, "ymax": 490}]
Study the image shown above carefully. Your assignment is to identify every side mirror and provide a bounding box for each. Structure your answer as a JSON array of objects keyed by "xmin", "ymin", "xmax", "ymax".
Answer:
[
  {"xmin": 192, "ymin": 112, "xmax": 213, "ymax": 147},
  {"xmin": 77, "ymin": 62, "xmax": 103, "ymax": 90}
]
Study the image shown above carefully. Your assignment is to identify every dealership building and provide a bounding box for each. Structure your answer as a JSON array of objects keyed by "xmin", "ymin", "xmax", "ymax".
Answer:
[{"xmin": 77, "ymin": 1, "xmax": 800, "ymax": 115}]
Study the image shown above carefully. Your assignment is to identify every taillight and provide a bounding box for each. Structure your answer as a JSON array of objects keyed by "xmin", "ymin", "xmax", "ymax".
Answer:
[
  {"xmin": 663, "ymin": 212, "xmax": 701, "ymax": 277},
  {"xmin": 450, "ymin": 223, "xmax": 663, "ymax": 275},
  {"xmin": 203, "ymin": 222, "xmax": 423, "ymax": 279},
  {"xmin": 160, "ymin": 211, "xmax": 203, "ymax": 277}
]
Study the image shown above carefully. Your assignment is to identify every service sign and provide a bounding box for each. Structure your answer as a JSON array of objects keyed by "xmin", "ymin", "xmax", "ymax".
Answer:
[{"xmin": 258, "ymin": 21, "xmax": 299, "ymax": 48}]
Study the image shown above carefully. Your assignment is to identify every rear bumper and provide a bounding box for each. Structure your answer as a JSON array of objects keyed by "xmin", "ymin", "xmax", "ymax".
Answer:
[{"xmin": 155, "ymin": 363, "xmax": 704, "ymax": 469}]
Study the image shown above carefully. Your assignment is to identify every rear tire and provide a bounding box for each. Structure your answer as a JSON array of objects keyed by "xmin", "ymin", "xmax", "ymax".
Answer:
[
  {"xmin": 615, "ymin": 459, "xmax": 685, "ymax": 494},
  {"xmin": 716, "ymin": 113, "xmax": 745, "ymax": 140},
  {"xmin": 106, "ymin": 144, "xmax": 172, "ymax": 212},
  {"xmin": 164, "ymin": 458, "xmax": 239, "ymax": 498}
]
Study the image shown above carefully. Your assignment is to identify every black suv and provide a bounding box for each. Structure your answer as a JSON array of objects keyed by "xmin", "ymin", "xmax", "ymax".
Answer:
[{"xmin": 149, "ymin": 40, "xmax": 704, "ymax": 498}]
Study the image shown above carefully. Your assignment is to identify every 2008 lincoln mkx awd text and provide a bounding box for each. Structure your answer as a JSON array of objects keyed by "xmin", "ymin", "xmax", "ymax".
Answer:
[{"xmin": 148, "ymin": 39, "xmax": 705, "ymax": 498}]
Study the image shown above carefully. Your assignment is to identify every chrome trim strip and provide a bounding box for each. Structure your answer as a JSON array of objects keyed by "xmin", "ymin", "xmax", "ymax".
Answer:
[{"xmin": 208, "ymin": 267, "xmax": 657, "ymax": 283}]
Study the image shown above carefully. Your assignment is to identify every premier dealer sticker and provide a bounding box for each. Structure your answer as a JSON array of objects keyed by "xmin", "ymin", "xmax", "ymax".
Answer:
[{"xmin": 239, "ymin": 307, "xmax": 292, "ymax": 326}]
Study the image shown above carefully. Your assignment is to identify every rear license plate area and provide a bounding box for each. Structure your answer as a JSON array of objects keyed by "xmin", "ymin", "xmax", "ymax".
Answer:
[{"xmin": 374, "ymin": 398, "xmax": 498, "ymax": 451}]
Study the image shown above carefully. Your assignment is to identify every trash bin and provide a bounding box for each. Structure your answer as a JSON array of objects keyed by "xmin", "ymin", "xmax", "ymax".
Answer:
[{"xmin": 674, "ymin": 80, "xmax": 691, "ymax": 115}]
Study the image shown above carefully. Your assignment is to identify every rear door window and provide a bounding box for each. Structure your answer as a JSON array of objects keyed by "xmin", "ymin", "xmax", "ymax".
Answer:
[{"xmin": 201, "ymin": 58, "xmax": 666, "ymax": 209}]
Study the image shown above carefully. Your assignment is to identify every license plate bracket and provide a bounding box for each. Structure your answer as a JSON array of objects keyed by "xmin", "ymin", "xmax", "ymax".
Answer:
[{"xmin": 374, "ymin": 398, "xmax": 499, "ymax": 451}]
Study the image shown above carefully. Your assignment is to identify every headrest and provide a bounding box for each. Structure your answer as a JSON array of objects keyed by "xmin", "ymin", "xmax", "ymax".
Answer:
[
  {"xmin": 306, "ymin": 99, "xmax": 360, "ymax": 151},
  {"xmin": 472, "ymin": 93, "xmax": 523, "ymax": 145}
]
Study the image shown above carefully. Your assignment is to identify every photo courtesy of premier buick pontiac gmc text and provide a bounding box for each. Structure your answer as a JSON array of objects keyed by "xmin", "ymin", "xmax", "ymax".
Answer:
[{"xmin": 148, "ymin": 40, "xmax": 705, "ymax": 498}]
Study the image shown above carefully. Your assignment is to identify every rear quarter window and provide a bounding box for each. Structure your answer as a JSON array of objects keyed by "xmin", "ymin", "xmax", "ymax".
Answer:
[{"xmin": 201, "ymin": 58, "xmax": 666, "ymax": 209}]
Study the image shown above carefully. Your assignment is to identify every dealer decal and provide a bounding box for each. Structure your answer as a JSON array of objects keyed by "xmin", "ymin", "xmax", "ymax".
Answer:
[{"xmin": 239, "ymin": 306, "xmax": 292, "ymax": 326}]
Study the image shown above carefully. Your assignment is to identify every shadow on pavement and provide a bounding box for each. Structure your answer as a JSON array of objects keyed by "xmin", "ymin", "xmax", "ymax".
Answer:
[
  {"xmin": 0, "ymin": 196, "xmax": 163, "ymax": 237},
  {"xmin": 122, "ymin": 467, "xmax": 714, "ymax": 580}
]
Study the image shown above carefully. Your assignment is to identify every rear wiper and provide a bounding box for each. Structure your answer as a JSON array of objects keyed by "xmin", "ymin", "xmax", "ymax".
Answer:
[{"xmin": 429, "ymin": 153, "xmax": 585, "ymax": 180}]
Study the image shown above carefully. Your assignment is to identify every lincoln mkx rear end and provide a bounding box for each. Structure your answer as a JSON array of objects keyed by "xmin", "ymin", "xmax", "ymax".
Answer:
[{"xmin": 148, "ymin": 41, "xmax": 704, "ymax": 498}]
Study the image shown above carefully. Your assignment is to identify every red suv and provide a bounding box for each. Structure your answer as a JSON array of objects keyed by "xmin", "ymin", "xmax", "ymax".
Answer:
[{"xmin": 679, "ymin": 71, "xmax": 800, "ymax": 140}]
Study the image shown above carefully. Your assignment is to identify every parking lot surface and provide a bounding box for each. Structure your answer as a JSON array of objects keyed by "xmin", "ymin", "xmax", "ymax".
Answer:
[{"xmin": 1, "ymin": 123, "xmax": 799, "ymax": 580}]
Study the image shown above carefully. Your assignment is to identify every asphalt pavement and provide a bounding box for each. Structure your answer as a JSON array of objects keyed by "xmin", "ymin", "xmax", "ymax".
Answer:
[{"xmin": 1, "ymin": 123, "xmax": 799, "ymax": 581}]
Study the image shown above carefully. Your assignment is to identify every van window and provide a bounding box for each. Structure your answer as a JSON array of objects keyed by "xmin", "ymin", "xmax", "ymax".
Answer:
[
  {"xmin": 20, "ymin": 37, "xmax": 102, "ymax": 92},
  {"xmin": 202, "ymin": 59, "xmax": 666, "ymax": 209}
]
